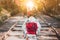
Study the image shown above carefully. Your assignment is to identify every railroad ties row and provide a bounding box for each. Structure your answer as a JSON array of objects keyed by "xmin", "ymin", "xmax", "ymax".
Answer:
[
  {"xmin": 38, "ymin": 17, "xmax": 58, "ymax": 40},
  {"xmin": 2, "ymin": 17, "xmax": 59, "ymax": 40},
  {"xmin": 4, "ymin": 18, "xmax": 26, "ymax": 40},
  {"xmin": 37, "ymin": 23, "xmax": 58, "ymax": 40}
]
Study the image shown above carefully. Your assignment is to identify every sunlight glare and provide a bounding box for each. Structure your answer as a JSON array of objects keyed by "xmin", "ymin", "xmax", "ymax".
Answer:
[{"xmin": 26, "ymin": 1, "xmax": 34, "ymax": 11}]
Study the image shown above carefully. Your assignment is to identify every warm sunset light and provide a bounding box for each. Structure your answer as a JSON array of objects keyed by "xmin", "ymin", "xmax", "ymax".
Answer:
[{"xmin": 26, "ymin": 1, "xmax": 34, "ymax": 11}]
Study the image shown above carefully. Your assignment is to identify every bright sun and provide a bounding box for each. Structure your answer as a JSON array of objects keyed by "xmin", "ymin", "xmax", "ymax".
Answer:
[{"xmin": 26, "ymin": 1, "xmax": 34, "ymax": 11}]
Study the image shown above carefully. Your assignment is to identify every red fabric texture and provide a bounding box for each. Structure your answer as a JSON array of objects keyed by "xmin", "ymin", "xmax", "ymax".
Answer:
[{"xmin": 26, "ymin": 22, "xmax": 38, "ymax": 34}]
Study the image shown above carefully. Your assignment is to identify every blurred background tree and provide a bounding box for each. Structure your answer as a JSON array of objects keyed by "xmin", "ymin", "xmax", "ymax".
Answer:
[
  {"xmin": 0, "ymin": 0, "xmax": 60, "ymax": 20},
  {"xmin": 0, "ymin": 0, "xmax": 20, "ymax": 16}
]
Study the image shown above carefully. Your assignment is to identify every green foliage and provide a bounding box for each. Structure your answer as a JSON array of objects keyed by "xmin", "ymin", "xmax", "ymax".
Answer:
[
  {"xmin": 10, "ymin": 12, "xmax": 16, "ymax": 16},
  {"xmin": 1, "ymin": 15, "xmax": 8, "ymax": 21},
  {"xmin": 0, "ymin": 6, "xmax": 2, "ymax": 12},
  {"xmin": 0, "ymin": 14, "xmax": 8, "ymax": 25},
  {"xmin": 0, "ymin": 20, "xmax": 3, "ymax": 25},
  {"xmin": 10, "ymin": 9, "xmax": 19, "ymax": 16}
]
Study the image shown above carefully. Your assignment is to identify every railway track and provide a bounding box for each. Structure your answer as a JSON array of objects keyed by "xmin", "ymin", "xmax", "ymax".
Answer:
[
  {"xmin": 38, "ymin": 16, "xmax": 60, "ymax": 40},
  {"xmin": 1, "ymin": 16, "xmax": 59, "ymax": 40}
]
